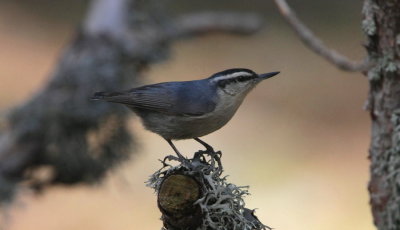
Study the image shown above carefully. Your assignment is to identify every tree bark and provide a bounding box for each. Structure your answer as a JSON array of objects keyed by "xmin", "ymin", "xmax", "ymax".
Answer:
[{"xmin": 363, "ymin": 0, "xmax": 400, "ymax": 229}]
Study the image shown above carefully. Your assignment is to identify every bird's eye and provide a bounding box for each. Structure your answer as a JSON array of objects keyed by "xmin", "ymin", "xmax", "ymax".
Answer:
[
  {"xmin": 238, "ymin": 76, "xmax": 247, "ymax": 82},
  {"xmin": 218, "ymin": 80, "xmax": 227, "ymax": 88}
]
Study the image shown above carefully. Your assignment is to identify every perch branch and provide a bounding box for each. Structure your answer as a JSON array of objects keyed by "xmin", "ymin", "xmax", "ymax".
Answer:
[
  {"xmin": 148, "ymin": 149, "xmax": 270, "ymax": 230},
  {"xmin": 171, "ymin": 12, "xmax": 263, "ymax": 38},
  {"xmin": 273, "ymin": 0, "xmax": 369, "ymax": 72}
]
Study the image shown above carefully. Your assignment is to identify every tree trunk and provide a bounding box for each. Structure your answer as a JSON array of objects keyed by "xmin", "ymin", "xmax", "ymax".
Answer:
[{"xmin": 363, "ymin": 0, "xmax": 400, "ymax": 229}]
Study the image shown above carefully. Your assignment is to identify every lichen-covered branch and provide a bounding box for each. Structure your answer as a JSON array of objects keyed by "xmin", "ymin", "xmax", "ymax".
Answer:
[
  {"xmin": 0, "ymin": 0, "xmax": 150, "ymax": 201},
  {"xmin": 273, "ymin": 0, "xmax": 369, "ymax": 72},
  {"xmin": 147, "ymin": 150, "xmax": 269, "ymax": 230},
  {"xmin": 0, "ymin": 0, "xmax": 263, "ymax": 202}
]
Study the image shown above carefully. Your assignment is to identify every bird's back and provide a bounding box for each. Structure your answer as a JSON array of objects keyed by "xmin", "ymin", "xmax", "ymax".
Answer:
[
  {"xmin": 93, "ymin": 80, "xmax": 217, "ymax": 116},
  {"xmin": 93, "ymin": 79, "xmax": 229, "ymax": 139}
]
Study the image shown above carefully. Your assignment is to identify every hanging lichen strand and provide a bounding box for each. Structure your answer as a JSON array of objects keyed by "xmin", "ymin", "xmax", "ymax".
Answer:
[{"xmin": 147, "ymin": 150, "xmax": 269, "ymax": 230}]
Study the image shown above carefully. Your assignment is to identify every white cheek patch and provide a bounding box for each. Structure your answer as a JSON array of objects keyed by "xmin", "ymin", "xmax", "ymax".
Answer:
[{"xmin": 211, "ymin": 72, "xmax": 253, "ymax": 83}]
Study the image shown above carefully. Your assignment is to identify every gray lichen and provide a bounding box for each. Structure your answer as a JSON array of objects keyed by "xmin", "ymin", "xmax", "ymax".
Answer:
[
  {"xmin": 147, "ymin": 151, "xmax": 269, "ymax": 230},
  {"xmin": 366, "ymin": 55, "xmax": 400, "ymax": 81},
  {"xmin": 367, "ymin": 63, "xmax": 381, "ymax": 81},
  {"xmin": 362, "ymin": 17, "xmax": 376, "ymax": 36},
  {"xmin": 385, "ymin": 62, "xmax": 398, "ymax": 73},
  {"xmin": 362, "ymin": 0, "xmax": 378, "ymax": 36}
]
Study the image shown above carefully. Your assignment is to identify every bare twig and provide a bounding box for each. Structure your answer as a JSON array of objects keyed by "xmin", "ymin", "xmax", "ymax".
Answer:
[
  {"xmin": 273, "ymin": 0, "xmax": 369, "ymax": 72},
  {"xmin": 171, "ymin": 12, "xmax": 263, "ymax": 38}
]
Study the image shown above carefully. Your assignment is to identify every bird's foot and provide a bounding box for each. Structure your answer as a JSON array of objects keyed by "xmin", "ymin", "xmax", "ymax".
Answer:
[
  {"xmin": 194, "ymin": 137, "xmax": 217, "ymax": 154},
  {"xmin": 164, "ymin": 138, "xmax": 191, "ymax": 166},
  {"xmin": 162, "ymin": 154, "xmax": 192, "ymax": 169},
  {"xmin": 162, "ymin": 155, "xmax": 181, "ymax": 163}
]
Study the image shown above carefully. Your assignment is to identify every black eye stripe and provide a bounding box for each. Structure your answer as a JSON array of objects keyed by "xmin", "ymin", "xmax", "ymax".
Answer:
[
  {"xmin": 217, "ymin": 75, "xmax": 256, "ymax": 87},
  {"xmin": 238, "ymin": 76, "xmax": 251, "ymax": 82},
  {"xmin": 217, "ymin": 79, "xmax": 229, "ymax": 88}
]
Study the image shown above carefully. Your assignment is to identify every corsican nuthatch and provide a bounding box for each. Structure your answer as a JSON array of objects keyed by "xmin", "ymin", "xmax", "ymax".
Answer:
[{"xmin": 92, "ymin": 68, "xmax": 279, "ymax": 158}]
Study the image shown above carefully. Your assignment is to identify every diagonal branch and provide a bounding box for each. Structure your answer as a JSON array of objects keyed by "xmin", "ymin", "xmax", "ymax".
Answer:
[
  {"xmin": 171, "ymin": 12, "xmax": 264, "ymax": 38},
  {"xmin": 273, "ymin": 0, "xmax": 369, "ymax": 72}
]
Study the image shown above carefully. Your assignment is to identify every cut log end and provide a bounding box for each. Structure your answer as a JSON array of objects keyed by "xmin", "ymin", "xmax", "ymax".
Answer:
[{"xmin": 158, "ymin": 173, "xmax": 202, "ymax": 229}]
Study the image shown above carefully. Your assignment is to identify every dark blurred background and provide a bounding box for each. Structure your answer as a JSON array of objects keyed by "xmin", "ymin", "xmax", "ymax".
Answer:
[{"xmin": 0, "ymin": 0, "xmax": 372, "ymax": 230}]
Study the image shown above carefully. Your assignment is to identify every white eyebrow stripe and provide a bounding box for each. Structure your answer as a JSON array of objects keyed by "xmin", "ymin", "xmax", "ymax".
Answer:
[{"xmin": 211, "ymin": 71, "xmax": 253, "ymax": 83}]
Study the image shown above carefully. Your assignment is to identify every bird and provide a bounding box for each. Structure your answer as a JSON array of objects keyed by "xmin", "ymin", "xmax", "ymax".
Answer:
[{"xmin": 91, "ymin": 68, "xmax": 279, "ymax": 159}]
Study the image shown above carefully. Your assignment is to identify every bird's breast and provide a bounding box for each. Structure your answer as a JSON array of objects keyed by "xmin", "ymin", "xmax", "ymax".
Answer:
[{"xmin": 136, "ymin": 94, "xmax": 243, "ymax": 140}]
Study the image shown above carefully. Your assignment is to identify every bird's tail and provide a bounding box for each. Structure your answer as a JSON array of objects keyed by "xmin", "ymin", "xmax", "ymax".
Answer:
[
  {"xmin": 91, "ymin": 91, "xmax": 124, "ymax": 100},
  {"xmin": 91, "ymin": 91, "xmax": 134, "ymax": 106}
]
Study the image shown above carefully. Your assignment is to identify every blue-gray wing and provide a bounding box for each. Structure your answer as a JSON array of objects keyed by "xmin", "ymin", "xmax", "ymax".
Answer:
[{"xmin": 92, "ymin": 81, "xmax": 217, "ymax": 116}]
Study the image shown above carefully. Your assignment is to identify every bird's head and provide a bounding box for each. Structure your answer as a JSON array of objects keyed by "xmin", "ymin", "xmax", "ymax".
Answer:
[{"xmin": 209, "ymin": 68, "xmax": 279, "ymax": 96}]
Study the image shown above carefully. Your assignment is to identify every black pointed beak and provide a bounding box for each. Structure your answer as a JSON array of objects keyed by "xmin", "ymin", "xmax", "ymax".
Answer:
[{"xmin": 259, "ymin": 71, "xmax": 280, "ymax": 80}]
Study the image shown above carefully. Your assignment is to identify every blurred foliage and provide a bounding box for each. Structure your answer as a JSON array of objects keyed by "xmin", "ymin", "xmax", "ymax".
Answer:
[{"xmin": 5, "ymin": 0, "xmax": 363, "ymax": 26}]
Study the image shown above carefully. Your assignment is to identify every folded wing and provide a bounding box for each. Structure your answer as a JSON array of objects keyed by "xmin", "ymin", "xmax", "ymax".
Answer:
[{"xmin": 92, "ymin": 81, "xmax": 216, "ymax": 116}]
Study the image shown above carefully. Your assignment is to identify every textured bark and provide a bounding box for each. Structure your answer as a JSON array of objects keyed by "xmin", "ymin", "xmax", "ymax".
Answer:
[{"xmin": 363, "ymin": 0, "xmax": 400, "ymax": 229}]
